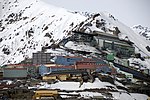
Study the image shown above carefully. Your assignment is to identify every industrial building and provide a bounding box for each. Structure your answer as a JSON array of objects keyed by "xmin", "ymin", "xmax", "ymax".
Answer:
[
  {"xmin": 93, "ymin": 31, "xmax": 135, "ymax": 58},
  {"xmin": 3, "ymin": 68, "xmax": 27, "ymax": 79},
  {"xmin": 69, "ymin": 31, "xmax": 135, "ymax": 59},
  {"xmin": 32, "ymin": 52, "xmax": 53, "ymax": 64}
]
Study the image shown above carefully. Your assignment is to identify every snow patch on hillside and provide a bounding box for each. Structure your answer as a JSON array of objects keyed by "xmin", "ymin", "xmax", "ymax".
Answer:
[
  {"xmin": 133, "ymin": 25, "xmax": 150, "ymax": 40},
  {"xmin": 0, "ymin": 0, "xmax": 86, "ymax": 65}
]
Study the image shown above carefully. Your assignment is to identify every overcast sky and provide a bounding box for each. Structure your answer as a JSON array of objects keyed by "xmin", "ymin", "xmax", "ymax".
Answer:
[{"xmin": 42, "ymin": 0, "xmax": 150, "ymax": 28}]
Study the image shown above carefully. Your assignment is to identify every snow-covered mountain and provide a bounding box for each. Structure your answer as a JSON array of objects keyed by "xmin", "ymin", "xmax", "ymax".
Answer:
[
  {"xmin": 0, "ymin": 0, "xmax": 150, "ymax": 70},
  {"xmin": 132, "ymin": 25, "xmax": 150, "ymax": 40},
  {"xmin": 1, "ymin": 0, "xmax": 150, "ymax": 99},
  {"xmin": 74, "ymin": 12, "xmax": 150, "ymax": 69},
  {"xmin": 0, "ymin": 0, "xmax": 86, "ymax": 65}
]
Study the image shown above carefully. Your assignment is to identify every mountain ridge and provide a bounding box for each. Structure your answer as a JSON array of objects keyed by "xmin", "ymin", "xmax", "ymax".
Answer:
[
  {"xmin": 132, "ymin": 25, "xmax": 150, "ymax": 40},
  {"xmin": 0, "ymin": 0, "xmax": 150, "ymax": 70}
]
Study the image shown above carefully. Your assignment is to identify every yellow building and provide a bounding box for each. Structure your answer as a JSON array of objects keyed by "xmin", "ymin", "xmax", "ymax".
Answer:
[{"xmin": 32, "ymin": 90, "xmax": 58, "ymax": 100}]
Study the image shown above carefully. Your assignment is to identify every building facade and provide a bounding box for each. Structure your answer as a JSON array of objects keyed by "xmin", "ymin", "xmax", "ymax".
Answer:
[
  {"xmin": 32, "ymin": 52, "xmax": 53, "ymax": 64},
  {"xmin": 3, "ymin": 68, "xmax": 27, "ymax": 78},
  {"xmin": 93, "ymin": 31, "xmax": 135, "ymax": 58}
]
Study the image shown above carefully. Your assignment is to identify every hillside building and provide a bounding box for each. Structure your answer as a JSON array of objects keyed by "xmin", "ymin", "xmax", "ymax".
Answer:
[
  {"xmin": 3, "ymin": 68, "xmax": 27, "ymax": 79},
  {"xmin": 70, "ymin": 31, "xmax": 135, "ymax": 59},
  {"xmin": 32, "ymin": 52, "xmax": 53, "ymax": 64},
  {"xmin": 93, "ymin": 31, "xmax": 135, "ymax": 58}
]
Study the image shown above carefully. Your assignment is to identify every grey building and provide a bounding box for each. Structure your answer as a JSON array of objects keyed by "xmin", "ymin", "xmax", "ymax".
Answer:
[
  {"xmin": 93, "ymin": 31, "xmax": 135, "ymax": 58},
  {"xmin": 3, "ymin": 68, "xmax": 27, "ymax": 78},
  {"xmin": 61, "ymin": 31, "xmax": 135, "ymax": 58},
  {"xmin": 32, "ymin": 52, "xmax": 53, "ymax": 64}
]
